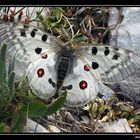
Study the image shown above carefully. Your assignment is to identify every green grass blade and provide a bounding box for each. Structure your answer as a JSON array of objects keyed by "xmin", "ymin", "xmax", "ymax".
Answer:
[
  {"xmin": 22, "ymin": 91, "xmax": 67, "ymax": 118},
  {"xmin": 10, "ymin": 111, "xmax": 27, "ymax": 132},
  {"xmin": 44, "ymin": 91, "xmax": 67, "ymax": 116},
  {"xmin": 8, "ymin": 54, "xmax": 15, "ymax": 76},
  {"xmin": 0, "ymin": 44, "xmax": 7, "ymax": 84},
  {"xmin": 8, "ymin": 71, "xmax": 16, "ymax": 99}
]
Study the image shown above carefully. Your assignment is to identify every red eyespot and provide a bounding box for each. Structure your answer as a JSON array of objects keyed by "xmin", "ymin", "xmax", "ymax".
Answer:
[
  {"xmin": 84, "ymin": 65, "xmax": 90, "ymax": 71},
  {"xmin": 37, "ymin": 68, "xmax": 44, "ymax": 77},
  {"xmin": 79, "ymin": 80, "xmax": 88, "ymax": 90},
  {"xmin": 41, "ymin": 54, "xmax": 48, "ymax": 59}
]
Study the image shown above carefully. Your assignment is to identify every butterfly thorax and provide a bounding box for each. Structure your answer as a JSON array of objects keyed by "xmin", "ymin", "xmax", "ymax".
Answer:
[{"xmin": 55, "ymin": 48, "xmax": 75, "ymax": 94}]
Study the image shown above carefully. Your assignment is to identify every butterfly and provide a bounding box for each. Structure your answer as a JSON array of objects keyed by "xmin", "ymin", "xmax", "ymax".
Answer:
[{"xmin": 0, "ymin": 8, "xmax": 140, "ymax": 107}]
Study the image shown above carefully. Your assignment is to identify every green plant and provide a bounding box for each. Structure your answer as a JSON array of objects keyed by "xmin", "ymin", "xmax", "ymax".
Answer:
[{"xmin": 0, "ymin": 44, "xmax": 67, "ymax": 132}]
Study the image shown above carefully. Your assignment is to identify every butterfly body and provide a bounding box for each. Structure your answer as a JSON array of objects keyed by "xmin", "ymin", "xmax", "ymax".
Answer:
[{"xmin": 55, "ymin": 47, "xmax": 75, "ymax": 94}]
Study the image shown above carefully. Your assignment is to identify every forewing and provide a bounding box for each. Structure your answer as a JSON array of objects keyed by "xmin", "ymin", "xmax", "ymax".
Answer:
[
  {"xmin": 0, "ymin": 22, "xmax": 62, "ymax": 63},
  {"xmin": 0, "ymin": 21, "xmax": 62, "ymax": 78}
]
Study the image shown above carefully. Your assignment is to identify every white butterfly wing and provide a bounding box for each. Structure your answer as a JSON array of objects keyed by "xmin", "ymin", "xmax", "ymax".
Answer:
[
  {"xmin": 81, "ymin": 45, "xmax": 140, "ymax": 83},
  {"xmin": 62, "ymin": 59, "xmax": 99, "ymax": 107},
  {"xmin": 27, "ymin": 52, "xmax": 57, "ymax": 99},
  {"xmin": 0, "ymin": 22, "xmax": 61, "ymax": 63}
]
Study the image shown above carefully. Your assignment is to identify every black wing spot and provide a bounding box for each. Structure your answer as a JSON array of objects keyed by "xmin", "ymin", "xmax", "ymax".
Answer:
[
  {"xmin": 48, "ymin": 78, "xmax": 55, "ymax": 88},
  {"xmin": 92, "ymin": 47, "xmax": 98, "ymax": 55},
  {"xmin": 31, "ymin": 30, "xmax": 36, "ymax": 38},
  {"xmin": 97, "ymin": 93, "xmax": 104, "ymax": 98},
  {"xmin": 104, "ymin": 49, "xmax": 110, "ymax": 56},
  {"xmin": 104, "ymin": 47, "xmax": 110, "ymax": 56},
  {"xmin": 113, "ymin": 47, "xmax": 119, "ymax": 51},
  {"xmin": 92, "ymin": 62, "xmax": 99, "ymax": 69},
  {"xmin": 20, "ymin": 29, "xmax": 27, "ymax": 37},
  {"xmin": 30, "ymin": 29, "xmax": 37, "ymax": 38},
  {"xmin": 48, "ymin": 78, "xmax": 52, "ymax": 84},
  {"xmin": 52, "ymin": 82, "xmax": 55, "ymax": 88},
  {"xmin": 35, "ymin": 48, "xmax": 42, "ymax": 54},
  {"xmin": 112, "ymin": 54, "xmax": 119, "ymax": 60},
  {"xmin": 67, "ymin": 85, "xmax": 73, "ymax": 90},
  {"xmin": 62, "ymin": 85, "xmax": 73, "ymax": 90},
  {"xmin": 42, "ymin": 34, "xmax": 48, "ymax": 42}
]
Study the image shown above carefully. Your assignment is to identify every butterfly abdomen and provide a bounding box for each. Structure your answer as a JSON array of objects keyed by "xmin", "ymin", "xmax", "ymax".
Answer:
[
  {"xmin": 56, "ymin": 56, "xmax": 71, "ymax": 92},
  {"xmin": 55, "ymin": 48, "xmax": 75, "ymax": 94}
]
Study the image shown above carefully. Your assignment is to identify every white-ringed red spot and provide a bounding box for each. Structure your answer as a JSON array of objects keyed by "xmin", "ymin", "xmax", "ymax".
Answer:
[
  {"xmin": 79, "ymin": 80, "xmax": 88, "ymax": 90},
  {"xmin": 84, "ymin": 65, "xmax": 90, "ymax": 71},
  {"xmin": 41, "ymin": 54, "xmax": 48, "ymax": 59},
  {"xmin": 37, "ymin": 68, "xmax": 44, "ymax": 77}
]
